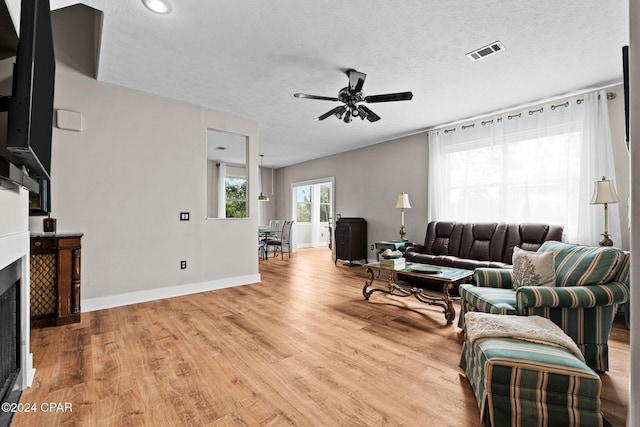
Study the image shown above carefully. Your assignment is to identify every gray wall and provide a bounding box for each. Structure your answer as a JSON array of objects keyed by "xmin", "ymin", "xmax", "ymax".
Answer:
[
  {"xmin": 275, "ymin": 132, "xmax": 429, "ymax": 261},
  {"xmin": 25, "ymin": 9, "xmax": 261, "ymax": 309}
]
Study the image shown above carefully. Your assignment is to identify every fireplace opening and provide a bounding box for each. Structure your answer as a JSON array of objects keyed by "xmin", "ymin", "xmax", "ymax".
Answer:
[{"xmin": 0, "ymin": 259, "xmax": 22, "ymax": 427}]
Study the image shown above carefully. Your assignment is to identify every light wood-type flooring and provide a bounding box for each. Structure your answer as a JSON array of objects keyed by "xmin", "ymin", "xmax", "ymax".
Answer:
[{"xmin": 13, "ymin": 247, "xmax": 629, "ymax": 426}]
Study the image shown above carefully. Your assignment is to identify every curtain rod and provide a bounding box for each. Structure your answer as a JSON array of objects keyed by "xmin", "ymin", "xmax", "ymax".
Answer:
[{"xmin": 425, "ymin": 82, "xmax": 621, "ymax": 133}]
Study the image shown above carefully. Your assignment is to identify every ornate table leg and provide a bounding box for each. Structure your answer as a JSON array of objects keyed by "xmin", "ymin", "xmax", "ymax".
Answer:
[
  {"xmin": 442, "ymin": 281, "xmax": 455, "ymax": 325},
  {"xmin": 363, "ymin": 267, "xmax": 375, "ymax": 299}
]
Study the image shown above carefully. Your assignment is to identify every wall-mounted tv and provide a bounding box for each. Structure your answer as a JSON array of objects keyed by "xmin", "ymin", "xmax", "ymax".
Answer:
[
  {"xmin": 622, "ymin": 45, "xmax": 629, "ymax": 147},
  {"xmin": 4, "ymin": 0, "xmax": 55, "ymax": 180}
]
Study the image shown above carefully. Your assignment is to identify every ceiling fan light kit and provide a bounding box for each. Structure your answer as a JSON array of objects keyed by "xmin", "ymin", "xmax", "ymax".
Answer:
[{"xmin": 294, "ymin": 69, "xmax": 413, "ymax": 123}]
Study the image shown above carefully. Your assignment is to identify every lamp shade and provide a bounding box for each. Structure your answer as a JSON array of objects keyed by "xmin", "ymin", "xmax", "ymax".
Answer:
[
  {"xmin": 395, "ymin": 192, "xmax": 411, "ymax": 209},
  {"xmin": 590, "ymin": 177, "xmax": 619, "ymax": 204}
]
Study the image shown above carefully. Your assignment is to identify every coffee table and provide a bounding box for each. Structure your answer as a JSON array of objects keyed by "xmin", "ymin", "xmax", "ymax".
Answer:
[{"xmin": 362, "ymin": 262, "xmax": 473, "ymax": 324}]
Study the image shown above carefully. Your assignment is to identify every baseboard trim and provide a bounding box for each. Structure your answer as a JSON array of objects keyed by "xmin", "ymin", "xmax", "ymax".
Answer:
[{"xmin": 82, "ymin": 274, "xmax": 261, "ymax": 312}]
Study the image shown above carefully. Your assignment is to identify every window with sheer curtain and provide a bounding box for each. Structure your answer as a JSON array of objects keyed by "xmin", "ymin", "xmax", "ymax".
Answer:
[{"xmin": 428, "ymin": 90, "xmax": 619, "ymax": 245}]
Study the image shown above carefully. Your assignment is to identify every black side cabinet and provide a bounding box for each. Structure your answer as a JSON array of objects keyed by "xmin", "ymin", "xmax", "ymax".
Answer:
[{"xmin": 334, "ymin": 217, "xmax": 367, "ymax": 266}]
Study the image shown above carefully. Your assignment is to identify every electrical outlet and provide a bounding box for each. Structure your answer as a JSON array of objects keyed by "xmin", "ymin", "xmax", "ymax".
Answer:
[
  {"xmin": 370, "ymin": 244, "xmax": 374, "ymax": 250},
  {"xmin": 180, "ymin": 212, "xmax": 190, "ymax": 221},
  {"xmin": 180, "ymin": 260, "xmax": 187, "ymax": 269}
]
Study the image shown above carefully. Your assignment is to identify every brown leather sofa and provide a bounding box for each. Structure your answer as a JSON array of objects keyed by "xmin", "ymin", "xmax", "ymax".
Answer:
[{"xmin": 404, "ymin": 221, "xmax": 564, "ymax": 270}]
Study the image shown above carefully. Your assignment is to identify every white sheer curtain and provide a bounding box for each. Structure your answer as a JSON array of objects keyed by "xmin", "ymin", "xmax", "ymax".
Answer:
[{"xmin": 428, "ymin": 90, "xmax": 619, "ymax": 245}]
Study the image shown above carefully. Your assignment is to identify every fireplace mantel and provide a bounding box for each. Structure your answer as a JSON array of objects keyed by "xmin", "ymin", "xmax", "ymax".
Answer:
[{"xmin": 0, "ymin": 231, "xmax": 35, "ymax": 390}]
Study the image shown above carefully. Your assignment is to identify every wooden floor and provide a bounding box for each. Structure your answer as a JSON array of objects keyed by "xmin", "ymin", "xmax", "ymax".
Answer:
[{"xmin": 13, "ymin": 248, "xmax": 629, "ymax": 426}]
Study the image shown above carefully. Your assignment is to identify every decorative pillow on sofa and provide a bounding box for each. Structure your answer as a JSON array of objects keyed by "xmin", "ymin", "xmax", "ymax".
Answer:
[{"xmin": 512, "ymin": 247, "xmax": 556, "ymax": 289}]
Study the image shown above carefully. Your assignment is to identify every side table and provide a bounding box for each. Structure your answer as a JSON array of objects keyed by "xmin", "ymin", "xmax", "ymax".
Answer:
[{"xmin": 30, "ymin": 232, "xmax": 83, "ymax": 327}]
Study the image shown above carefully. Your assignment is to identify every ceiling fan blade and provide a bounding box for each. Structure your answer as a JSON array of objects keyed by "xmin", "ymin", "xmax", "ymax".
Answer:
[
  {"xmin": 364, "ymin": 91, "xmax": 414, "ymax": 103},
  {"xmin": 294, "ymin": 93, "xmax": 340, "ymax": 102},
  {"xmin": 315, "ymin": 106, "xmax": 346, "ymax": 121},
  {"xmin": 359, "ymin": 105, "xmax": 381, "ymax": 122},
  {"xmin": 348, "ymin": 69, "xmax": 367, "ymax": 92}
]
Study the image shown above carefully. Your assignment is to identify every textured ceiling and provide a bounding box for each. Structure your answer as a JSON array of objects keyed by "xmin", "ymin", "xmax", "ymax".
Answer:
[{"xmin": 57, "ymin": 0, "xmax": 629, "ymax": 168}]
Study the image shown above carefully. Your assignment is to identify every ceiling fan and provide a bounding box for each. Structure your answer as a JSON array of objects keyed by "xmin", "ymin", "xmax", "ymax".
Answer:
[{"xmin": 294, "ymin": 69, "xmax": 413, "ymax": 123}]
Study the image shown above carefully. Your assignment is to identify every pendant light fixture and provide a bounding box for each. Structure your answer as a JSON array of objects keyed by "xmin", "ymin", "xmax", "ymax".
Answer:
[{"xmin": 258, "ymin": 154, "xmax": 270, "ymax": 201}]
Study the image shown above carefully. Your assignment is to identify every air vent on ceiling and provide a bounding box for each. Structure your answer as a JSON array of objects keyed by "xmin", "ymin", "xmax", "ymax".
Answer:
[{"xmin": 466, "ymin": 41, "xmax": 505, "ymax": 61}]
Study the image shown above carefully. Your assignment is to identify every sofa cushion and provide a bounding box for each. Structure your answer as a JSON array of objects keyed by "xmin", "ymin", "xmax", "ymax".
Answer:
[
  {"xmin": 423, "ymin": 221, "xmax": 463, "ymax": 256},
  {"xmin": 538, "ymin": 241, "xmax": 625, "ymax": 287},
  {"xmin": 458, "ymin": 284, "xmax": 517, "ymax": 315},
  {"xmin": 503, "ymin": 223, "xmax": 564, "ymax": 263},
  {"xmin": 512, "ymin": 247, "xmax": 556, "ymax": 289},
  {"xmin": 459, "ymin": 223, "xmax": 506, "ymax": 262}
]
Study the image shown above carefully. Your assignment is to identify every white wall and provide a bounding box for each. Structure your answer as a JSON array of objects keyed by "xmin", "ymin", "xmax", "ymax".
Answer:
[
  {"xmin": 607, "ymin": 84, "xmax": 631, "ymax": 250},
  {"xmin": 30, "ymin": 49, "xmax": 261, "ymax": 310},
  {"xmin": 4, "ymin": 0, "xmax": 19, "ymax": 30},
  {"xmin": 276, "ymin": 133, "xmax": 429, "ymax": 261},
  {"xmin": 0, "ymin": 188, "xmax": 28, "ymax": 235}
]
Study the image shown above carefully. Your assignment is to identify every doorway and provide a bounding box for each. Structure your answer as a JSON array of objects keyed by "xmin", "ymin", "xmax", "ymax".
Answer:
[{"xmin": 291, "ymin": 178, "xmax": 334, "ymax": 249}]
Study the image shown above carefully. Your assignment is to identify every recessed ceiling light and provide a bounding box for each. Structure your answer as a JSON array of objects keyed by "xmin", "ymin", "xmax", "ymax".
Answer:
[{"xmin": 142, "ymin": 0, "xmax": 172, "ymax": 14}]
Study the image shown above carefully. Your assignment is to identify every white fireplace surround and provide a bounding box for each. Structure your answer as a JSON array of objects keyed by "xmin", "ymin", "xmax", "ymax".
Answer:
[{"xmin": 0, "ymin": 231, "xmax": 35, "ymax": 390}]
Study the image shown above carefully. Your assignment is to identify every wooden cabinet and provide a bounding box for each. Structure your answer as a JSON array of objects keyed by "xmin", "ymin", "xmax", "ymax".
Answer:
[
  {"xmin": 30, "ymin": 233, "xmax": 82, "ymax": 327},
  {"xmin": 334, "ymin": 217, "xmax": 367, "ymax": 265}
]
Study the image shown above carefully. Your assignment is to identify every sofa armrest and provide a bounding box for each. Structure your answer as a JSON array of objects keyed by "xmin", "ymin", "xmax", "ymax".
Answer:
[
  {"xmin": 516, "ymin": 282, "xmax": 629, "ymax": 310},
  {"xmin": 473, "ymin": 268, "xmax": 514, "ymax": 289},
  {"xmin": 404, "ymin": 244, "xmax": 426, "ymax": 254}
]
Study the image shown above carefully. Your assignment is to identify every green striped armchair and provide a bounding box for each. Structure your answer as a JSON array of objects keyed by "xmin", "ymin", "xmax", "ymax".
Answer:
[{"xmin": 458, "ymin": 241, "xmax": 630, "ymax": 372}]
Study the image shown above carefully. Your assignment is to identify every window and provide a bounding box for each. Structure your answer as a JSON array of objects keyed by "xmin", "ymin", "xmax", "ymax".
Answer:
[
  {"xmin": 206, "ymin": 129, "xmax": 248, "ymax": 219},
  {"xmin": 429, "ymin": 91, "xmax": 619, "ymax": 245},
  {"xmin": 319, "ymin": 185, "xmax": 331, "ymax": 222},
  {"xmin": 225, "ymin": 177, "xmax": 247, "ymax": 218},
  {"xmin": 444, "ymin": 130, "xmax": 581, "ymax": 226},
  {"xmin": 296, "ymin": 185, "xmax": 311, "ymax": 222}
]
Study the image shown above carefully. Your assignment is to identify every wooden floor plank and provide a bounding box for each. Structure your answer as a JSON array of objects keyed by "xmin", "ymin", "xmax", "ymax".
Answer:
[{"xmin": 12, "ymin": 247, "xmax": 629, "ymax": 426}]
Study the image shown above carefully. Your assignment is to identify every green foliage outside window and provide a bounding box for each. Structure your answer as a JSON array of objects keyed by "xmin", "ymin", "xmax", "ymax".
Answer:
[
  {"xmin": 296, "ymin": 186, "xmax": 311, "ymax": 222},
  {"xmin": 225, "ymin": 177, "xmax": 247, "ymax": 218}
]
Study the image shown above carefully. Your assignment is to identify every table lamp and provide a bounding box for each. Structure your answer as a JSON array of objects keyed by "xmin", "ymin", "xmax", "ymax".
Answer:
[
  {"xmin": 395, "ymin": 192, "xmax": 411, "ymax": 241},
  {"xmin": 590, "ymin": 176, "xmax": 619, "ymax": 246}
]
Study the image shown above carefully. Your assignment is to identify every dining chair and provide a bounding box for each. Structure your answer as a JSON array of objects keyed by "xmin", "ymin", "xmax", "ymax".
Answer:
[
  {"xmin": 267, "ymin": 220, "xmax": 294, "ymax": 259},
  {"xmin": 266, "ymin": 220, "xmax": 285, "ymax": 256}
]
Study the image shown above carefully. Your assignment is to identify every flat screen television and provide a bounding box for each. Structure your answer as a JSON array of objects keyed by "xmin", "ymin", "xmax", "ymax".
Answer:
[
  {"xmin": 623, "ymin": 45, "xmax": 629, "ymax": 147},
  {"xmin": 5, "ymin": 0, "xmax": 55, "ymax": 180}
]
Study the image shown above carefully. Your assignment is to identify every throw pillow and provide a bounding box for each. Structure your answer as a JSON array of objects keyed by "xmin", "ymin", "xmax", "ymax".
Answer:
[{"xmin": 512, "ymin": 247, "xmax": 556, "ymax": 289}]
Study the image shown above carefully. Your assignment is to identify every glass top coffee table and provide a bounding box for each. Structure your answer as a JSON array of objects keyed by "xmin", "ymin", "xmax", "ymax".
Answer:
[{"xmin": 362, "ymin": 261, "xmax": 474, "ymax": 324}]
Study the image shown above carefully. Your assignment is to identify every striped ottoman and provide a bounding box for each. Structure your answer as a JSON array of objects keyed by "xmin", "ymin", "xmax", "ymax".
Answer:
[{"xmin": 460, "ymin": 337, "xmax": 604, "ymax": 426}]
